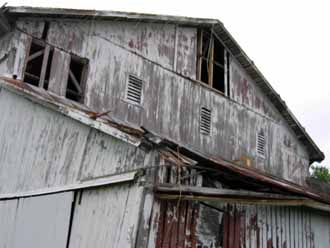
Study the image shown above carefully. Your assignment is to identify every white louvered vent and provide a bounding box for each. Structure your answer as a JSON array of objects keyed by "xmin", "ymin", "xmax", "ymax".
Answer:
[
  {"xmin": 126, "ymin": 74, "xmax": 143, "ymax": 104},
  {"xmin": 200, "ymin": 107, "xmax": 212, "ymax": 135},
  {"xmin": 257, "ymin": 131, "xmax": 266, "ymax": 157}
]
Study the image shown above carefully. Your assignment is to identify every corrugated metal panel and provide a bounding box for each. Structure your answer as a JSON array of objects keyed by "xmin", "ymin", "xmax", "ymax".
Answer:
[
  {"xmin": 154, "ymin": 200, "xmax": 330, "ymax": 248},
  {"xmin": 68, "ymin": 183, "xmax": 144, "ymax": 248},
  {"xmin": 0, "ymin": 192, "xmax": 73, "ymax": 248}
]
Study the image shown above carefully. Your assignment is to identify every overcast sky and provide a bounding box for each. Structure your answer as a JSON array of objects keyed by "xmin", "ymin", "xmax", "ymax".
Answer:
[{"xmin": 6, "ymin": 0, "xmax": 330, "ymax": 167}]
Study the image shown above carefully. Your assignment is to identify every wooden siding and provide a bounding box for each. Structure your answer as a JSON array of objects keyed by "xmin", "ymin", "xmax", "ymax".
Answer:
[
  {"xmin": 0, "ymin": 88, "xmax": 157, "ymax": 195},
  {"xmin": 0, "ymin": 192, "xmax": 73, "ymax": 248},
  {"xmin": 69, "ymin": 183, "xmax": 144, "ymax": 247},
  {"xmin": 0, "ymin": 19, "xmax": 310, "ymax": 186}
]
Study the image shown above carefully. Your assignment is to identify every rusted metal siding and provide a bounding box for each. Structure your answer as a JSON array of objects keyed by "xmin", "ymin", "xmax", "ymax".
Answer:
[
  {"xmin": 0, "ymin": 19, "xmax": 310, "ymax": 186},
  {"xmin": 0, "ymin": 88, "xmax": 156, "ymax": 195},
  {"xmin": 68, "ymin": 183, "xmax": 144, "ymax": 248},
  {"xmin": 0, "ymin": 192, "xmax": 73, "ymax": 248},
  {"xmin": 153, "ymin": 200, "xmax": 330, "ymax": 248}
]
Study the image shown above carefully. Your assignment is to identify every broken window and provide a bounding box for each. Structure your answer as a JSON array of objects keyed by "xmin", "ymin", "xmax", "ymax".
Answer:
[
  {"xmin": 197, "ymin": 30, "xmax": 230, "ymax": 96},
  {"xmin": 66, "ymin": 55, "xmax": 88, "ymax": 102},
  {"xmin": 24, "ymin": 39, "xmax": 88, "ymax": 103},
  {"xmin": 24, "ymin": 39, "xmax": 53, "ymax": 89}
]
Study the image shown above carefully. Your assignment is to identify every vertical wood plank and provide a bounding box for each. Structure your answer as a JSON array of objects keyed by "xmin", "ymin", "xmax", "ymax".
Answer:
[
  {"xmin": 48, "ymin": 48, "xmax": 70, "ymax": 96},
  {"xmin": 38, "ymin": 44, "xmax": 50, "ymax": 88}
]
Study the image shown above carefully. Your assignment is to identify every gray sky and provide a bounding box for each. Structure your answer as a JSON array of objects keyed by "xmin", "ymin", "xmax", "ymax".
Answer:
[{"xmin": 6, "ymin": 0, "xmax": 330, "ymax": 167}]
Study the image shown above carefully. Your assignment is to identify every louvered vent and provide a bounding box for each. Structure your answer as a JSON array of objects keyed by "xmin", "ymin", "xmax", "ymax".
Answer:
[
  {"xmin": 200, "ymin": 107, "xmax": 212, "ymax": 135},
  {"xmin": 257, "ymin": 131, "xmax": 266, "ymax": 157},
  {"xmin": 126, "ymin": 74, "xmax": 143, "ymax": 104}
]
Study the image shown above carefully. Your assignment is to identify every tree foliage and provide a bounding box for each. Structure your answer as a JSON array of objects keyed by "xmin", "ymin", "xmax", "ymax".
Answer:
[{"xmin": 311, "ymin": 165, "xmax": 330, "ymax": 183}]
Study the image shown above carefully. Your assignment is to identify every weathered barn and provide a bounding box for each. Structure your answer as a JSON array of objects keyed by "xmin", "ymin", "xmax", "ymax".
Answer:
[{"xmin": 0, "ymin": 5, "xmax": 329, "ymax": 248}]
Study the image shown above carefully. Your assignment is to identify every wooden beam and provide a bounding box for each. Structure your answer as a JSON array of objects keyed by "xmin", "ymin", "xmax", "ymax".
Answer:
[
  {"xmin": 48, "ymin": 49, "xmax": 70, "ymax": 96},
  {"xmin": 27, "ymin": 49, "xmax": 44, "ymax": 62},
  {"xmin": 155, "ymin": 184, "xmax": 304, "ymax": 200},
  {"xmin": 38, "ymin": 44, "xmax": 50, "ymax": 88},
  {"xmin": 155, "ymin": 184, "xmax": 330, "ymax": 212},
  {"xmin": 69, "ymin": 69, "xmax": 82, "ymax": 94},
  {"xmin": 208, "ymin": 36, "xmax": 214, "ymax": 87},
  {"xmin": 197, "ymin": 30, "xmax": 203, "ymax": 81}
]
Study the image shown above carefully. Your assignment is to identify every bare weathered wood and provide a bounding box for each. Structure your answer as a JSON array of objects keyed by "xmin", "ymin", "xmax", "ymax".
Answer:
[
  {"xmin": 197, "ymin": 30, "xmax": 203, "ymax": 81},
  {"xmin": 27, "ymin": 49, "xmax": 44, "ymax": 62},
  {"xmin": 208, "ymin": 37, "xmax": 214, "ymax": 87},
  {"xmin": 38, "ymin": 44, "xmax": 50, "ymax": 88},
  {"xmin": 69, "ymin": 69, "xmax": 82, "ymax": 94},
  {"xmin": 48, "ymin": 48, "xmax": 70, "ymax": 96},
  {"xmin": 0, "ymin": 192, "xmax": 73, "ymax": 248},
  {"xmin": 156, "ymin": 184, "xmax": 306, "ymax": 200}
]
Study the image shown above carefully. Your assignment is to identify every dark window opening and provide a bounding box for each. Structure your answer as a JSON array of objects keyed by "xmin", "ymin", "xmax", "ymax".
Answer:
[
  {"xmin": 226, "ymin": 51, "xmax": 230, "ymax": 97},
  {"xmin": 24, "ymin": 40, "xmax": 54, "ymax": 89},
  {"xmin": 24, "ymin": 41, "xmax": 44, "ymax": 86},
  {"xmin": 197, "ymin": 29, "xmax": 229, "ymax": 96},
  {"xmin": 200, "ymin": 30, "xmax": 211, "ymax": 85},
  {"xmin": 212, "ymin": 39, "xmax": 225, "ymax": 92},
  {"xmin": 24, "ymin": 39, "xmax": 88, "ymax": 103},
  {"xmin": 66, "ymin": 56, "xmax": 87, "ymax": 102},
  {"xmin": 43, "ymin": 49, "xmax": 54, "ymax": 90}
]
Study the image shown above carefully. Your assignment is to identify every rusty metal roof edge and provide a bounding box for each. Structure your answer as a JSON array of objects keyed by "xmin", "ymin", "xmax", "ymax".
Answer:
[
  {"xmin": 213, "ymin": 22, "xmax": 325, "ymax": 163},
  {"xmin": 155, "ymin": 190, "xmax": 330, "ymax": 213},
  {"xmin": 0, "ymin": 77, "xmax": 143, "ymax": 147},
  {"xmin": 150, "ymin": 134, "xmax": 330, "ymax": 205},
  {"xmin": 6, "ymin": 6, "xmax": 219, "ymax": 26}
]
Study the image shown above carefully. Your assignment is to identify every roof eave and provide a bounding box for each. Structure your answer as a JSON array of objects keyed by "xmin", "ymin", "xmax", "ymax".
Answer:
[{"xmin": 6, "ymin": 6, "xmax": 219, "ymax": 27}]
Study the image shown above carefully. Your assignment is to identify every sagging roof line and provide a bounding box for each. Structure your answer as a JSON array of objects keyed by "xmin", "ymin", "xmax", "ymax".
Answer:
[
  {"xmin": 0, "ymin": 77, "xmax": 144, "ymax": 147},
  {"xmin": 147, "ymin": 135, "xmax": 330, "ymax": 205},
  {"xmin": 5, "ymin": 6, "xmax": 324, "ymax": 163}
]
